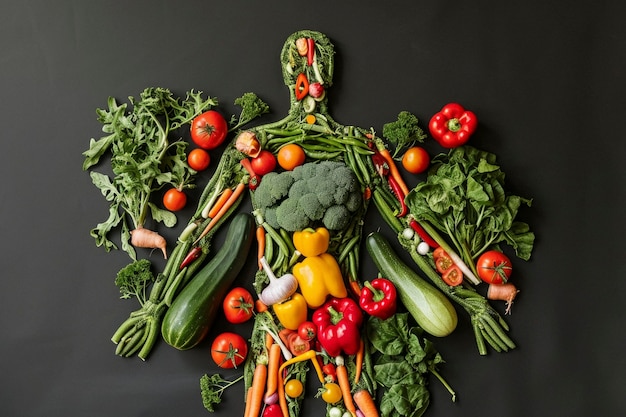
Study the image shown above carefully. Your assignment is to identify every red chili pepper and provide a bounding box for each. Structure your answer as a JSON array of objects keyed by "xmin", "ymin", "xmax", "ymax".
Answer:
[
  {"xmin": 428, "ymin": 102, "xmax": 477, "ymax": 148},
  {"xmin": 307, "ymin": 38, "xmax": 315, "ymax": 66},
  {"xmin": 240, "ymin": 158, "xmax": 261, "ymax": 190},
  {"xmin": 294, "ymin": 73, "xmax": 309, "ymax": 101},
  {"xmin": 359, "ymin": 278, "xmax": 397, "ymax": 320},
  {"xmin": 312, "ymin": 297, "xmax": 363, "ymax": 357},
  {"xmin": 408, "ymin": 219, "xmax": 439, "ymax": 248},
  {"xmin": 179, "ymin": 246, "xmax": 202, "ymax": 270},
  {"xmin": 387, "ymin": 175, "xmax": 408, "ymax": 217}
]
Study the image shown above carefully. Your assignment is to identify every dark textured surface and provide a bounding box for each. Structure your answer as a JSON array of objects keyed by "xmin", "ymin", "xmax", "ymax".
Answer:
[{"xmin": 2, "ymin": 1, "xmax": 625, "ymax": 416}]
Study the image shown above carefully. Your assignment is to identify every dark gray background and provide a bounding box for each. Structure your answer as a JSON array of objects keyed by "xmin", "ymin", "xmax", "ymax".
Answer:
[{"xmin": 2, "ymin": 1, "xmax": 625, "ymax": 416}]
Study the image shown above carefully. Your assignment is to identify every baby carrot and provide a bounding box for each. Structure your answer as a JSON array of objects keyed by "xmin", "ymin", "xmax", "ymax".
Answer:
[
  {"xmin": 335, "ymin": 356, "xmax": 357, "ymax": 417},
  {"xmin": 194, "ymin": 182, "xmax": 246, "ymax": 244},
  {"xmin": 353, "ymin": 389, "xmax": 379, "ymax": 417},
  {"xmin": 264, "ymin": 343, "xmax": 282, "ymax": 402},
  {"xmin": 245, "ymin": 363, "xmax": 267, "ymax": 417},
  {"xmin": 207, "ymin": 188, "xmax": 233, "ymax": 219},
  {"xmin": 257, "ymin": 226, "xmax": 266, "ymax": 269}
]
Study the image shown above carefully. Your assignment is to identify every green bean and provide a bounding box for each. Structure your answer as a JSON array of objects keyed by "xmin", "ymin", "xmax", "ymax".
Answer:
[
  {"xmin": 338, "ymin": 235, "xmax": 360, "ymax": 264},
  {"xmin": 303, "ymin": 149, "xmax": 343, "ymax": 160}
]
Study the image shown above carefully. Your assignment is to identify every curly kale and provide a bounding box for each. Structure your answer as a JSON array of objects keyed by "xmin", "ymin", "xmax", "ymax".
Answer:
[
  {"xmin": 382, "ymin": 111, "xmax": 427, "ymax": 159},
  {"xmin": 114, "ymin": 259, "xmax": 155, "ymax": 305},
  {"xmin": 253, "ymin": 160, "xmax": 363, "ymax": 232}
]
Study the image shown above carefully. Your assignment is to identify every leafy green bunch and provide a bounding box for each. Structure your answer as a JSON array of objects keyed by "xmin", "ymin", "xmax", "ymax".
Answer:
[
  {"xmin": 83, "ymin": 87, "xmax": 218, "ymax": 259},
  {"xmin": 367, "ymin": 313, "xmax": 454, "ymax": 417},
  {"xmin": 406, "ymin": 146, "xmax": 535, "ymax": 269}
]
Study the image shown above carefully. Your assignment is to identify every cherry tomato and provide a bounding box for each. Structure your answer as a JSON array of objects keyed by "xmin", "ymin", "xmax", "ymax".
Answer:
[
  {"xmin": 263, "ymin": 404, "xmax": 282, "ymax": 417},
  {"xmin": 211, "ymin": 332, "xmax": 248, "ymax": 369},
  {"xmin": 321, "ymin": 382, "xmax": 342, "ymax": 404},
  {"xmin": 297, "ymin": 321, "xmax": 316, "ymax": 341},
  {"xmin": 162, "ymin": 188, "xmax": 187, "ymax": 211},
  {"xmin": 322, "ymin": 363, "xmax": 336, "ymax": 380},
  {"xmin": 190, "ymin": 110, "xmax": 228, "ymax": 150},
  {"xmin": 250, "ymin": 150, "xmax": 277, "ymax": 176},
  {"xmin": 277, "ymin": 143, "xmax": 306, "ymax": 170},
  {"xmin": 476, "ymin": 250, "xmax": 513, "ymax": 285},
  {"xmin": 187, "ymin": 148, "xmax": 211, "ymax": 171},
  {"xmin": 222, "ymin": 287, "xmax": 254, "ymax": 324},
  {"xmin": 284, "ymin": 379, "xmax": 304, "ymax": 398},
  {"xmin": 287, "ymin": 333, "xmax": 311, "ymax": 356},
  {"xmin": 442, "ymin": 265, "xmax": 464, "ymax": 286},
  {"xmin": 402, "ymin": 146, "xmax": 430, "ymax": 174},
  {"xmin": 433, "ymin": 247, "xmax": 453, "ymax": 273}
]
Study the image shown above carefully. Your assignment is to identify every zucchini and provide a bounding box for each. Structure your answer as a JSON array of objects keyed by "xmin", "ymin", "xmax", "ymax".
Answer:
[
  {"xmin": 365, "ymin": 232, "xmax": 458, "ymax": 337},
  {"xmin": 161, "ymin": 212, "xmax": 255, "ymax": 350}
]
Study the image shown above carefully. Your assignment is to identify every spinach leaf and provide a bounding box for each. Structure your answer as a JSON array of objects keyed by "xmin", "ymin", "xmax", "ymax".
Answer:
[{"xmin": 406, "ymin": 145, "xmax": 535, "ymax": 265}]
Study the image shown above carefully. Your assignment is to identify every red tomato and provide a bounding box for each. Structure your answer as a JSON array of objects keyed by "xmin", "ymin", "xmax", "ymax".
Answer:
[
  {"xmin": 402, "ymin": 146, "xmax": 430, "ymax": 174},
  {"xmin": 211, "ymin": 332, "xmax": 248, "ymax": 369},
  {"xmin": 322, "ymin": 363, "xmax": 336, "ymax": 380},
  {"xmin": 187, "ymin": 148, "xmax": 211, "ymax": 171},
  {"xmin": 190, "ymin": 110, "xmax": 228, "ymax": 150},
  {"xmin": 162, "ymin": 188, "xmax": 187, "ymax": 211},
  {"xmin": 297, "ymin": 321, "xmax": 316, "ymax": 341},
  {"xmin": 476, "ymin": 250, "xmax": 513, "ymax": 284},
  {"xmin": 250, "ymin": 150, "xmax": 277, "ymax": 176},
  {"xmin": 222, "ymin": 287, "xmax": 254, "ymax": 324},
  {"xmin": 442, "ymin": 265, "xmax": 463, "ymax": 286},
  {"xmin": 433, "ymin": 247, "xmax": 453, "ymax": 273}
]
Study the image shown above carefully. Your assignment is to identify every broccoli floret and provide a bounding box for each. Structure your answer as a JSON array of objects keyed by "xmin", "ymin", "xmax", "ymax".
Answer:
[
  {"xmin": 231, "ymin": 92, "xmax": 270, "ymax": 130},
  {"xmin": 299, "ymin": 193, "xmax": 325, "ymax": 221},
  {"xmin": 382, "ymin": 111, "xmax": 427, "ymax": 158},
  {"xmin": 288, "ymin": 178, "xmax": 310, "ymax": 200},
  {"xmin": 276, "ymin": 198, "xmax": 310, "ymax": 232},
  {"xmin": 114, "ymin": 259, "xmax": 155, "ymax": 304},
  {"xmin": 322, "ymin": 205, "xmax": 351, "ymax": 230},
  {"xmin": 255, "ymin": 171, "xmax": 294, "ymax": 208},
  {"xmin": 345, "ymin": 191, "xmax": 363, "ymax": 212},
  {"xmin": 264, "ymin": 206, "xmax": 279, "ymax": 229}
]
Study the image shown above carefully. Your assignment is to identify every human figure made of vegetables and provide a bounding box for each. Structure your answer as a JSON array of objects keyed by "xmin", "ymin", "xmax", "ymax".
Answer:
[{"xmin": 111, "ymin": 33, "xmax": 517, "ymax": 408}]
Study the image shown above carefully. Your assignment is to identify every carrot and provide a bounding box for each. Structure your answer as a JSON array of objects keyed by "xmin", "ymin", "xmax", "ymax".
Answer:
[
  {"xmin": 255, "ymin": 299, "xmax": 268, "ymax": 313},
  {"xmin": 257, "ymin": 226, "xmax": 266, "ymax": 269},
  {"xmin": 363, "ymin": 186, "xmax": 372, "ymax": 200},
  {"xmin": 265, "ymin": 331, "xmax": 275, "ymax": 352},
  {"xmin": 379, "ymin": 148, "xmax": 409, "ymax": 197},
  {"xmin": 243, "ymin": 387, "xmax": 252, "ymax": 417},
  {"xmin": 264, "ymin": 343, "xmax": 282, "ymax": 402},
  {"xmin": 335, "ymin": 356, "xmax": 357, "ymax": 417},
  {"xmin": 353, "ymin": 338, "xmax": 364, "ymax": 385},
  {"xmin": 245, "ymin": 363, "xmax": 267, "ymax": 417},
  {"xmin": 487, "ymin": 283, "xmax": 519, "ymax": 315},
  {"xmin": 349, "ymin": 280, "xmax": 362, "ymax": 299},
  {"xmin": 130, "ymin": 227, "xmax": 167, "ymax": 258},
  {"xmin": 353, "ymin": 389, "xmax": 379, "ymax": 417},
  {"xmin": 194, "ymin": 182, "xmax": 246, "ymax": 244},
  {"xmin": 207, "ymin": 187, "xmax": 233, "ymax": 219},
  {"xmin": 277, "ymin": 368, "xmax": 289, "ymax": 417}
]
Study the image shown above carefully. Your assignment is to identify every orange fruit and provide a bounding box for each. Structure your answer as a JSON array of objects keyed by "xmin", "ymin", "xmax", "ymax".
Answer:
[
  {"xmin": 402, "ymin": 146, "xmax": 430, "ymax": 174},
  {"xmin": 277, "ymin": 144, "xmax": 306, "ymax": 170}
]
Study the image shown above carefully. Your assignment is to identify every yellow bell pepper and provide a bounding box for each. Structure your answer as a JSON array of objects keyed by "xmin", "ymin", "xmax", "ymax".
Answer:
[
  {"xmin": 292, "ymin": 253, "xmax": 347, "ymax": 308},
  {"xmin": 272, "ymin": 292, "xmax": 308, "ymax": 330},
  {"xmin": 293, "ymin": 227, "xmax": 330, "ymax": 258}
]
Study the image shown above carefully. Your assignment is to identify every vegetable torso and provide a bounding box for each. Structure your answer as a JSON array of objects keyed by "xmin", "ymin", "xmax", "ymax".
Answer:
[
  {"xmin": 365, "ymin": 232, "xmax": 458, "ymax": 337},
  {"xmin": 161, "ymin": 212, "xmax": 255, "ymax": 350}
]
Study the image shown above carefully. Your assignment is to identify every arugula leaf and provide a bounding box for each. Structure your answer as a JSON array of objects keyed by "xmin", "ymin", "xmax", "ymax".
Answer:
[{"xmin": 83, "ymin": 87, "xmax": 218, "ymax": 259}]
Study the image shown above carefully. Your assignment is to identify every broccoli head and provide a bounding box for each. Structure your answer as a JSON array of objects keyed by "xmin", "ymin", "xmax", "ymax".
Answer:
[{"xmin": 252, "ymin": 160, "xmax": 364, "ymax": 231}]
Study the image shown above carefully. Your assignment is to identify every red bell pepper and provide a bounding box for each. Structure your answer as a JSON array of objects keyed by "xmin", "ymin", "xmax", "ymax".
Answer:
[
  {"xmin": 295, "ymin": 73, "xmax": 309, "ymax": 101},
  {"xmin": 359, "ymin": 278, "xmax": 397, "ymax": 320},
  {"xmin": 312, "ymin": 297, "xmax": 363, "ymax": 357},
  {"xmin": 428, "ymin": 102, "xmax": 477, "ymax": 148},
  {"xmin": 307, "ymin": 38, "xmax": 315, "ymax": 66}
]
